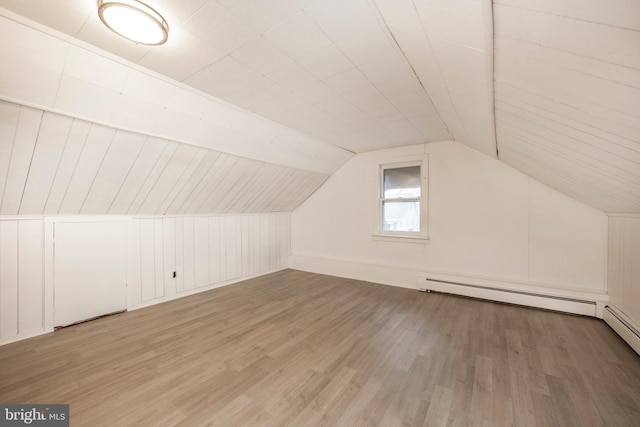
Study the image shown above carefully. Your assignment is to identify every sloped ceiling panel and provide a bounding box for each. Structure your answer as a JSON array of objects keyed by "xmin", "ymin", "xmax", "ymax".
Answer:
[
  {"xmin": 373, "ymin": 0, "xmax": 497, "ymax": 158},
  {"xmin": 494, "ymin": 0, "xmax": 640, "ymax": 213},
  {"xmin": 0, "ymin": 0, "xmax": 452, "ymax": 153},
  {"xmin": 2, "ymin": 0, "xmax": 639, "ymax": 216},
  {"xmin": 0, "ymin": 10, "xmax": 352, "ymax": 176},
  {"xmin": 0, "ymin": 100, "xmax": 327, "ymax": 215}
]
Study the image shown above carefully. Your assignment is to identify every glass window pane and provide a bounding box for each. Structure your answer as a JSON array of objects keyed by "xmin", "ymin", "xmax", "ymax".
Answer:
[
  {"xmin": 384, "ymin": 166, "xmax": 420, "ymax": 198},
  {"xmin": 382, "ymin": 200, "xmax": 420, "ymax": 232}
]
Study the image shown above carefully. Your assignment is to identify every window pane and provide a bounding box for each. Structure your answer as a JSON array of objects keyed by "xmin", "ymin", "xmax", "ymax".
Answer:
[
  {"xmin": 382, "ymin": 200, "xmax": 420, "ymax": 232},
  {"xmin": 384, "ymin": 166, "xmax": 421, "ymax": 198}
]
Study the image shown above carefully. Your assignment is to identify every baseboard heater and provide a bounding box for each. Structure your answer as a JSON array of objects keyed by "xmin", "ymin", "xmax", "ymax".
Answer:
[
  {"xmin": 419, "ymin": 277, "xmax": 597, "ymax": 317},
  {"xmin": 603, "ymin": 306, "xmax": 640, "ymax": 356}
]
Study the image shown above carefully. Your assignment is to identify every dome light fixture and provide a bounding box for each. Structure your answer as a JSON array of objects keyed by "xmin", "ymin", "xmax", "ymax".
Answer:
[{"xmin": 98, "ymin": 0, "xmax": 169, "ymax": 46}]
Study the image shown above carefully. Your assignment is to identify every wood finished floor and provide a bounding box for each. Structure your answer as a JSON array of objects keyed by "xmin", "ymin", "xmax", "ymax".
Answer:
[{"xmin": 1, "ymin": 269, "xmax": 639, "ymax": 426}]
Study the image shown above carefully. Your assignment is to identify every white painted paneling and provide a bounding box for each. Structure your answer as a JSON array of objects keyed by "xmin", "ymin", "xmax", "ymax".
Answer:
[
  {"xmin": 494, "ymin": 1, "xmax": 640, "ymax": 214},
  {"xmin": 59, "ymin": 124, "xmax": 115, "ymax": 214},
  {"xmin": 241, "ymin": 215, "xmax": 252, "ymax": 277},
  {"xmin": 608, "ymin": 216, "xmax": 640, "ymax": 327},
  {"xmin": 44, "ymin": 120, "xmax": 91, "ymax": 214},
  {"xmin": 129, "ymin": 219, "xmax": 142, "ymax": 305},
  {"xmin": 0, "ymin": 14, "xmax": 67, "ymax": 108},
  {"xmin": 190, "ymin": 154, "xmax": 239, "ymax": 214},
  {"xmin": 81, "ymin": 131, "xmax": 146, "ymax": 214},
  {"xmin": 18, "ymin": 220, "xmax": 43, "ymax": 334},
  {"xmin": 163, "ymin": 218, "xmax": 176, "ymax": 299},
  {"xmin": 0, "ymin": 40, "xmax": 339, "ymax": 217},
  {"xmin": 53, "ymin": 221, "xmax": 127, "ymax": 327},
  {"xmin": 139, "ymin": 219, "xmax": 158, "ymax": 303},
  {"xmin": 1, "ymin": 106, "xmax": 41, "ymax": 214},
  {"xmin": 156, "ymin": 148, "xmax": 208, "ymax": 215},
  {"xmin": 54, "ymin": 75, "xmax": 119, "ymax": 124},
  {"xmin": 208, "ymin": 216, "xmax": 222, "ymax": 284},
  {"xmin": 0, "ymin": 220, "xmax": 49, "ymax": 344},
  {"xmin": 153, "ymin": 219, "xmax": 165, "ymax": 299},
  {"xmin": 181, "ymin": 217, "xmax": 196, "ymax": 292},
  {"xmin": 279, "ymin": 212, "xmax": 291, "ymax": 267},
  {"xmin": 0, "ymin": 102, "xmax": 20, "ymax": 207},
  {"xmin": 218, "ymin": 216, "xmax": 227, "ymax": 281},
  {"xmin": 165, "ymin": 151, "xmax": 221, "ymax": 215},
  {"xmin": 497, "ymin": 0, "xmax": 640, "ymax": 31},
  {"xmin": 260, "ymin": 215, "xmax": 271, "ymax": 273},
  {"xmin": 268, "ymin": 214, "xmax": 278, "ymax": 268},
  {"xmin": 108, "ymin": 137, "xmax": 166, "ymax": 214},
  {"xmin": 64, "ymin": 45, "xmax": 129, "ymax": 93},
  {"xmin": 199, "ymin": 158, "xmax": 254, "ymax": 213},
  {"xmin": 20, "ymin": 113, "xmax": 72, "ymax": 214},
  {"xmin": 194, "ymin": 217, "xmax": 210, "ymax": 287},
  {"xmin": 178, "ymin": 152, "xmax": 230, "ymax": 214},
  {"xmin": 127, "ymin": 141, "xmax": 179, "ymax": 214},
  {"xmin": 250, "ymin": 215, "xmax": 262, "ymax": 277},
  {"xmin": 0, "ymin": 221, "xmax": 19, "ymax": 341},
  {"xmin": 224, "ymin": 216, "xmax": 242, "ymax": 281},
  {"xmin": 215, "ymin": 161, "xmax": 262, "ymax": 213},
  {"xmin": 245, "ymin": 167, "xmax": 290, "ymax": 213},
  {"xmin": 230, "ymin": 164, "xmax": 276, "ymax": 213},
  {"xmin": 0, "ymin": 9, "xmax": 352, "ymax": 175},
  {"xmin": 139, "ymin": 145, "xmax": 203, "ymax": 214},
  {"xmin": 372, "ymin": 0, "xmax": 495, "ymax": 157},
  {"xmin": 175, "ymin": 218, "xmax": 185, "ymax": 293}
]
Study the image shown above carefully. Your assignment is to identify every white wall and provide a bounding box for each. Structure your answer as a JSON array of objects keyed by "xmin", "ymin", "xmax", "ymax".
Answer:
[
  {"xmin": 607, "ymin": 215, "xmax": 640, "ymax": 328},
  {"xmin": 291, "ymin": 141, "xmax": 608, "ymax": 305},
  {"xmin": 0, "ymin": 213, "xmax": 289, "ymax": 345},
  {"xmin": 0, "ymin": 219, "xmax": 45, "ymax": 343},
  {"xmin": 129, "ymin": 214, "xmax": 289, "ymax": 309}
]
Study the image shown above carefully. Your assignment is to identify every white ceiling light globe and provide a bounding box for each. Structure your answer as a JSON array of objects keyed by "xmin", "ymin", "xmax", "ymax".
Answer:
[{"xmin": 98, "ymin": 0, "xmax": 169, "ymax": 46}]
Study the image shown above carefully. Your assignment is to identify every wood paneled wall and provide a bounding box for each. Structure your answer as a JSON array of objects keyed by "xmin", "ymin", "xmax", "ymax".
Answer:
[
  {"xmin": 129, "ymin": 214, "xmax": 289, "ymax": 308},
  {"xmin": 493, "ymin": 0, "xmax": 640, "ymax": 213},
  {"xmin": 608, "ymin": 215, "xmax": 640, "ymax": 327},
  {"xmin": 0, "ymin": 213, "xmax": 290, "ymax": 345},
  {"xmin": 0, "ymin": 219, "xmax": 45, "ymax": 343},
  {"xmin": 0, "ymin": 101, "xmax": 327, "ymax": 216}
]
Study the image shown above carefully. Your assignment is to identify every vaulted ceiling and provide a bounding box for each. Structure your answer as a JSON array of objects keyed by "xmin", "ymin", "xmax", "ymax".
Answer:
[{"xmin": 0, "ymin": 0, "xmax": 638, "ymax": 214}]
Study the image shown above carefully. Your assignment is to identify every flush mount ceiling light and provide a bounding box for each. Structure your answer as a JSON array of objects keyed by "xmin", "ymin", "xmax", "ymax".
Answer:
[{"xmin": 98, "ymin": 0, "xmax": 169, "ymax": 46}]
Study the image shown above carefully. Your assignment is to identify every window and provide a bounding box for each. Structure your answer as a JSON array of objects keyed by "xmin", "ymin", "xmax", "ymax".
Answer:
[{"xmin": 375, "ymin": 157, "xmax": 428, "ymax": 242}]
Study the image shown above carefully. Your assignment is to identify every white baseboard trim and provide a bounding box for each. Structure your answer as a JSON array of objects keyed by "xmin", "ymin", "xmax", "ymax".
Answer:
[
  {"xmin": 0, "ymin": 269, "xmax": 287, "ymax": 347},
  {"xmin": 603, "ymin": 306, "xmax": 640, "ymax": 356},
  {"xmin": 0, "ymin": 328, "xmax": 53, "ymax": 347},
  {"xmin": 289, "ymin": 254, "xmax": 608, "ymax": 317},
  {"xmin": 129, "ymin": 267, "xmax": 288, "ymax": 311}
]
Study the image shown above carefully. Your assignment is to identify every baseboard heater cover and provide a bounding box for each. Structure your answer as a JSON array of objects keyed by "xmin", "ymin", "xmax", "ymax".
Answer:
[
  {"xmin": 419, "ymin": 277, "xmax": 597, "ymax": 317},
  {"xmin": 603, "ymin": 306, "xmax": 640, "ymax": 356}
]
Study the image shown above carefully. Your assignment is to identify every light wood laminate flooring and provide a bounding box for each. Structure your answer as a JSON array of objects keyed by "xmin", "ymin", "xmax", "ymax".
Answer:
[{"xmin": 1, "ymin": 269, "xmax": 639, "ymax": 426}]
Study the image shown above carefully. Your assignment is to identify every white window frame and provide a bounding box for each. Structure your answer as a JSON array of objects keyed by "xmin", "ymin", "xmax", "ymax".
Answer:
[{"xmin": 373, "ymin": 155, "xmax": 429, "ymax": 244}]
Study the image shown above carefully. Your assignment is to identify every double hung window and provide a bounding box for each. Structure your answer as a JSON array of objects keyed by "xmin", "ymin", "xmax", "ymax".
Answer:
[{"xmin": 375, "ymin": 157, "xmax": 428, "ymax": 242}]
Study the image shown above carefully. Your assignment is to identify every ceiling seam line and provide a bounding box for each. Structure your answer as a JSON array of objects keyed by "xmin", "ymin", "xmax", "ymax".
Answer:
[{"xmin": 367, "ymin": 0, "xmax": 454, "ymax": 140}]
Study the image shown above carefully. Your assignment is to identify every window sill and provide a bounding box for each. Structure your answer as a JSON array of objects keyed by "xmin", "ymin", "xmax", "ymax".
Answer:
[{"xmin": 371, "ymin": 233, "xmax": 430, "ymax": 244}]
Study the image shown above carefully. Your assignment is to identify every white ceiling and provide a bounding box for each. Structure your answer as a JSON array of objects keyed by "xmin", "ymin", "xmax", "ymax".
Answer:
[
  {"xmin": 493, "ymin": 0, "xmax": 640, "ymax": 213},
  {"xmin": 0, "ymin": 0, "xmax": 494, "ymax": 154},
  {"xmin": 0, "ymin": 0, "xmax": 638, "ymax": 213}
]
